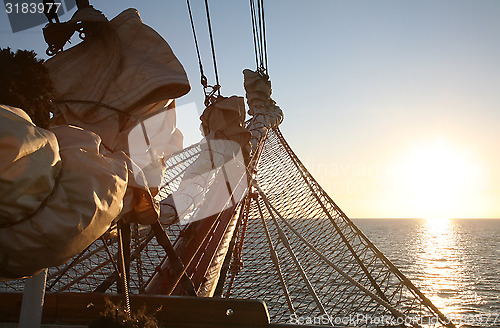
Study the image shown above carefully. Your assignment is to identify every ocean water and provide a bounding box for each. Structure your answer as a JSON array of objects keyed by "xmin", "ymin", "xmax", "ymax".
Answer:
[{"xmin": 353, "ymin": 218, "xmax": 500, "ymax": 327}]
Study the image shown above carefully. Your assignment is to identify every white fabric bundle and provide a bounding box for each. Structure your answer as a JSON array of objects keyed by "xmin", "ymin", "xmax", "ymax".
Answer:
[
  {"xmin": 159, "ymin": 97, "xmax": 250, "ymax": 225},
  {"xmin": 45, "ymin": 8, "xmax": 190, "ymax": 188},
  {"xmin": 160, "ymin": 139, "xmax": 247, "ymax": 226},
  {"xmin": 0, "ymin": 105, "xmax": 128, "ymax": 280},
  {"xmin": 127, "ymin": 100, "xmax": 183, "ymax": 188},
  {"xmin": 243, "ymin": 69, "xmax": 283, "ymax": 151}
]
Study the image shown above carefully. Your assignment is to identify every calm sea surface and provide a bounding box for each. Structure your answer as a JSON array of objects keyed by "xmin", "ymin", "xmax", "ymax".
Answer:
[{"xmin": 353, "ymin": 218, "xmax": 500, "ymax": 326}]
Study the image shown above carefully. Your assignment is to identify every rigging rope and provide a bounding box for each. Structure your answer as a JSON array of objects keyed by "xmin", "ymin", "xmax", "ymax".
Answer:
[
  {"xmin": 204, "ymin": 0, "xmax": 220, "ymax": 95},
  {"xmin": 249, "ymin": 0, "xmax": 268, "ymax": 76},
  {"xmin": 249, "ymin": 1, "xmax": 260, "ymax": 72},
  {"xmin": 257, "ymin": 0, "xmax": 268, "ymax": 72},
  {"xmin": 186, "ymin": 0, "xmax": 221, "ymax": 106},
  {"xmin": 186, "ymin": 0, "xmax": 207, "ymax": 89}
]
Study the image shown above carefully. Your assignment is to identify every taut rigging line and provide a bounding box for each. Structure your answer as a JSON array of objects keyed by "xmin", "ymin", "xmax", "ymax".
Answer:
[
  {"xmin": 186, "ymin": 0, "xmax": 221, "ymax": 106},
  {"xmin": 250, "ymin": 0, "xmax": 268, "ymax": 76}
]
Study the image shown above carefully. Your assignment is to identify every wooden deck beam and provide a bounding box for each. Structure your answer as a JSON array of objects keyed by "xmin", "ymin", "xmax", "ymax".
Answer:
[{"xmin": 0, "ymin": 292, "xmax": 270, "ymax": 327}]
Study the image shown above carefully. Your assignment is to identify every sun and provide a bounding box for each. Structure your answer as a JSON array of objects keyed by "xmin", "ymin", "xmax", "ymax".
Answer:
[{"xmin": 390, "ymin": 139, "xmax": 481, "ymax": 219}]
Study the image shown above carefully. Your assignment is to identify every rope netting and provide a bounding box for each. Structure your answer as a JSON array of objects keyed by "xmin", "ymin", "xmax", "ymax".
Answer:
[
  {"xmin": 0, "ymin": 142, "xmax": 203, "ymax": 294},
  {"xmin": 0, "ymin": 127, "xmax": 454, "ymax": 327},
  {"xmin": 222, "ymin": 128, "xmax": 453, "ymax": 327}
]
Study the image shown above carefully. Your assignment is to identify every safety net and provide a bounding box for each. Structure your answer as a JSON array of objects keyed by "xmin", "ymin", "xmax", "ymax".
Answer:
[
  {"xmin": 0, "ymin": 127, "xmax": 454, "ymax": 328},
  {"xmin": 221, "ymin": 128, "xmax": 453, "ymax": 327}
]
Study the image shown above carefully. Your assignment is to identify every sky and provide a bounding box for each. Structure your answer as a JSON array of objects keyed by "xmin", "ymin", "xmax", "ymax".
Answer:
[{"xmin": 1, "ymin": 0, "xmax": 499, "ymax": 219}]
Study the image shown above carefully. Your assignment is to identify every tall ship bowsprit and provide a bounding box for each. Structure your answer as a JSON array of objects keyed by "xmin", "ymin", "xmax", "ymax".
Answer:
[{"xmin": 0, "ymin": 1, "xmax": 457, "ymax": 327}]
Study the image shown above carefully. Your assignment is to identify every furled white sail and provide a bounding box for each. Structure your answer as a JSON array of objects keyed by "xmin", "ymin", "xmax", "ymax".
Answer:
[{"xmin": 0, "ymin": 105, "xmax": 128, "ymax": 280}]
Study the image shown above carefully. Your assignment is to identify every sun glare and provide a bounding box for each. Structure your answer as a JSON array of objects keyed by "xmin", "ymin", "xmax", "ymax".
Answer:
[
  {"xmin": 391, "ymin": 139, "xmax": 481, "ymax": 219},
  {"xmin": 418, "ymin": 217, "xmax": 462, "ymax": 313}
]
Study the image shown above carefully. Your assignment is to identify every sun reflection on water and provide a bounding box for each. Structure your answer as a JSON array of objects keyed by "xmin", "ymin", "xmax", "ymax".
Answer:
[
  {"xmin": 417, "ymin": 218, "xmax": 463, "ymax": 315},
  {"xmin": 356, "ymin": 218, "xmax": 498, "ymax": 326}
]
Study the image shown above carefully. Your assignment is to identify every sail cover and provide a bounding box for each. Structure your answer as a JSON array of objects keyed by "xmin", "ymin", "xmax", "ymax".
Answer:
[
  {"xmin": 45, "ymin": 7, "xmax": 190, "ymax": 189},
  {"xmin": 0, "ymin": 105, "xmax": 127, "ymax": 280}
]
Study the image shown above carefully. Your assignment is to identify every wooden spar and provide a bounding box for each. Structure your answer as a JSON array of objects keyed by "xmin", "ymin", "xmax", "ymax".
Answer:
[
  {"xmin": 146, "ymin": 126, "xmax": 269, "ymax": 297},
  {"xmin": 0, "ymin": 292, "xmax": 270, "ymax": 327},
  {"xmin": 145, "ymin": 205, "xmax": 239, "ymax": 296}
]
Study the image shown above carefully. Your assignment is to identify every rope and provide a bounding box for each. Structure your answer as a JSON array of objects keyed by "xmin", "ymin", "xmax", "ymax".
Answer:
[
  {"xmin": 260, "ymin": 0, "xmax": 268, "ymax": 71},
  {"xmin": 186, "ymin": 0, "xmax": 221, "ymax": 105},
  {"xmin": 252, "ymin": 181, "xmax": 413, "ymax": 326},
  {"xmin": 254, "ymin": 182, "xmax": 329, "ymax": 318},
  {"xmin": 256, "ymin": 0, "xmax": 265, "ymax": 69},
  {"xmin": 204, "ymin": 0, "xmax": 220, "ymax": 95},
  {"xmin": 249, "ymin": 0, "xmax": 268, "ymax": 75},
  {"xmin": 249, "ymin": 0, "xmax": 260, "ymax": 70},
  {"xmin": 186, "ymin": 0, "xmax": 207, "ymax": 88}
]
